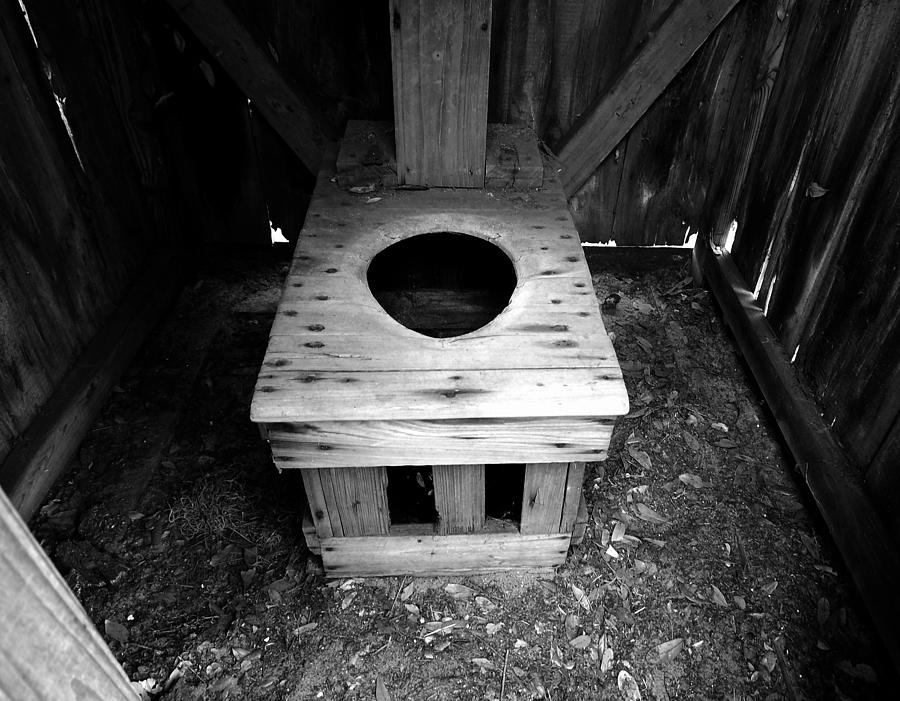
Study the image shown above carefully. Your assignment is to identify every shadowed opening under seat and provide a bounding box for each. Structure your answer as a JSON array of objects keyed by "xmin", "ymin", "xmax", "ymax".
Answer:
[{"xmin": 366, "ymin": 231, "xmax": 517, "ymax": 338}]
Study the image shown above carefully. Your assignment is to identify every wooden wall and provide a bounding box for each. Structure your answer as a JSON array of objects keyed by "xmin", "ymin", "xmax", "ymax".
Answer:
[
  {"xmin": 0, "ymin": 0, "xmax": 166, "ymax": 466},
  {"xmin": 698, "ymin": 0, "xmax": 900, "ymax": 523}
]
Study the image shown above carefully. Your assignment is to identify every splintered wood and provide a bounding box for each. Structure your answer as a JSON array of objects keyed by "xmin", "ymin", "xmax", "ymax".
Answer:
[{"xmin": 252, "ymin": 125, "xmax": 627, "ymax": 576}]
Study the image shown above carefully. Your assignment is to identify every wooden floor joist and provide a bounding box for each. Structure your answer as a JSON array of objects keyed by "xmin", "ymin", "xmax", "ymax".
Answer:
[
  {"xmin": 694, "ymin": 240, "xmax": 900, "ymax": 671},
  {"xmin": 556, "ymin": 0, "xmax": 742, "ymax": 197}
]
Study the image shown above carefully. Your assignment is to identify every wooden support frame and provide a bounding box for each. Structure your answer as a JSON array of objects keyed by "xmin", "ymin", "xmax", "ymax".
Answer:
[
  {"xmin": 321, "ymin": 532, "xmax": 567, "ymax": 577},
  {"xmin": 694, "ymin": 240, "xmax": 900, "ymax": 670},
  {"xmin": 556, "ymin": 0, "xmax": 742, "ymax": 197},
  {"xmin": 0, "ymin": 487, "xmax": 135, "ymax": 699}
]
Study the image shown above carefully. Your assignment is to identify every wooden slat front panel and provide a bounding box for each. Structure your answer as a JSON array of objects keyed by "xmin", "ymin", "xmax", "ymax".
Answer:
[{"xmin": 520, "ymin": 463, "xmax": 568, "ymax": 535}]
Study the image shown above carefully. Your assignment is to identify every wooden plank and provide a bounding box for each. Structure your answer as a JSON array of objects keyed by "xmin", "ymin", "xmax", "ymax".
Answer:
[
  {"xmin": 321, "ymin": 532, "xmax": 569, "ymax": 577},
  {"xmin": 520, "ymin": 463, "xmax": 568, "ymax": 535},
  {"xmin": 323, "ymin": 467, "xmax": 390, "ymax": 536},
  {"xmin": 0, "ymin": 251, "xmax": 181, "ymax": 520},
  {"xmin": 300, "ymin": 469, "xmax": 336, "ymax": 539},
  {"xmin": 556, "ymin": 0, "xmax": 742, "ymax": 196},
  {"xmin": 268, "ymin": 417, "xmax": 613, "ymax": 468},
  {"xmin": 250, "ymin": 147, "xmax": 628, "ymax": 427},
  {"xmin": 433, "ymin": 465, "xmax": 485, "ymax": 534},
  {"xmin": 707, "ymin": 0, "xmax": 797, "ymax": 246},
  {"xmin": 0, "ymin": 488, "xmax": 135, "ymax": 700},
  {"xmin": 163, "ymin": 0, "xmax": 335, "ymax": 174},
  {"xmin": 695, "ymin": 241, "xmax": 900, "ymax": 671},
  {"xmin": 390, "ymin": 0, "xmax": 493, "ymax": 187},
  {"xmin": 0, "ymin": 0, "xmax": 129, "ymax": 465},
  {"xmin": 558, "ymin": 461, "xmax": 586, "ymax": 533},
  {"xmin": 254, "ymin": 367, "xmax": 626, "ymax": 423}
]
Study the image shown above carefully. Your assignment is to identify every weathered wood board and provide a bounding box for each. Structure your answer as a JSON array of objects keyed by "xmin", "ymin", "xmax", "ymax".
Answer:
[
  {"xmin": 390, "ymin": 0, "xmax": 493, "ymax": 187},
  {"xmin": 321, "ymin": 532, "xmax": 569, "ymax": 577}
]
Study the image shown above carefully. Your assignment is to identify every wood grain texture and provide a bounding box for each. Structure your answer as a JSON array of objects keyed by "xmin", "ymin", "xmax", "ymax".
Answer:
[
  {"xmin": 301, "ymin": 469, "xmax": 336, "ymax": 538},
  {"xmin": 390, "ymin": 0, "xmax": 492, "ymax": 187},
  {"xmin": 0, "ymin": 488, "xmax": 135, "ymax": 700},
  {"xmin": 163, "ymin": 0, "xmax": 335, "ymax": 173},
  {"xmin": 321, "ymin": 532, "xmax": 569, "ymax": 577},
  {"xmin": 251, "ymin": 144, "xmax": 628, "ymax": 428},
  {"xmin": 556, "ymin": 0, "xmax": 742, "ymax": 196},
  {"xmin": 558, "ymin": 461, "xmax": 586, "ymax": 533},
  {"xmin": 267, "ymin": 417, "xmax": 612, "ymax": 468},
  {"xmin": 433, "ymin": 464, "xmax": 485, "ymax": 534},
  {"xmin": 520, "ymin": 463, "xmax": 568, "ymax": 534},
  {"xmin": 321, "ymin": 467, "xmax": 390, "ymax": 536}
]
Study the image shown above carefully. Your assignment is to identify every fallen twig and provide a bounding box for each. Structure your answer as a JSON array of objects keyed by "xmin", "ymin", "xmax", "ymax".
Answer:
[{"xmin": 773, "ymin": 635, "xmax": 804, "ymax": 701}]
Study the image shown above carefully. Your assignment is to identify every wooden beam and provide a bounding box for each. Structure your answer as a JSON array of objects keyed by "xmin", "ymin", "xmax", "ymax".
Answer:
[
  {"xmin": 389, "ymin": 0, "xmax": 493, "ymax": 187},
  {"xmin": 694, "ymin": 240, "xmax": 900, "ymax": 671},
  {"xmin": 0, "ymin": 487, "xmax": 135, "ymax": 700},
  {"xmin": 556, "ymin": 0, "xmax": 742, "ymax": 197},
  {"xmin": 163, "ymin": 0, "xmax": 336, "ymax": 174},
  {"xmin": 0, "ymin": 250, "xmax": 182, "ymax": 521},
  {"xmin": 321, "ymin": 531, "xmax": 568, "ymax": 577}
]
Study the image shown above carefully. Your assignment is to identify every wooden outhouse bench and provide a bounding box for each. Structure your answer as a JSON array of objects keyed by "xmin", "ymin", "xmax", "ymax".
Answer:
[{"xmin": 251, "ymin": 123, "xmax": 628, "ymax": 577}]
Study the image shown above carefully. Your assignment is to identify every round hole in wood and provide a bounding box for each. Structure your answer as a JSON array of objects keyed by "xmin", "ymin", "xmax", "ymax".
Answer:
[{"xmin": 367, "ymin": 232, "xmax": 516, "ymax": 338}]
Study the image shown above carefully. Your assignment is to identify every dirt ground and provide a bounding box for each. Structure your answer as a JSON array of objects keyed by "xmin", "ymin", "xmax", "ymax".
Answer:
[{"xmin": 32, "ymin": 248, "xmax": 890, "ymax": 700}]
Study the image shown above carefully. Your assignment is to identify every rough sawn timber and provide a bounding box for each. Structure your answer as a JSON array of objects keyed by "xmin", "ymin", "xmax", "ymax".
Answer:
[
  {"xmin": 555, "ymin": 0, "xmax": 742, "ymax": 197},
  {"xmin": 321, "ymin": 532, "xmax": 568, "ymax": 578},
  {"xmin": 389, "ymin": 0, "xmax": 493, "ymax": 187}
]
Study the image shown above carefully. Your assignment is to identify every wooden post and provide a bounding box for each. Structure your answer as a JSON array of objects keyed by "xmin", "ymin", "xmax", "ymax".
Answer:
[
  {"xmin": 520, "ymin": 463, "xmax": 568, "ymax": 534},
  {"xmin": 434, "ymin": 464, "xmax": 485, "ymax": 534},
  {"xmin": 0, "ymin": 487, "xmax": 136, "ymax": 700},
  {"xmin": 389, "ymin": 0, "xmax": 493, "ymax": 187}
]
